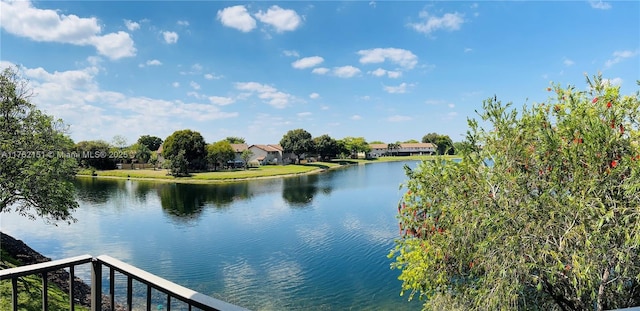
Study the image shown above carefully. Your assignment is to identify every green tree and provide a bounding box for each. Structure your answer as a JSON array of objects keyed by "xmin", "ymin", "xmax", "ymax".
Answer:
[
  {"xmin": 314, "ymin": 134, "xmax": 339, "ymax": 160},
  {"xmin": 370, "ymin": 140, "xmax": 385, "ymax": 144},
  {"xmin": 280, "ymin": 129, "xmax": 314, "ymax": 163},
  {"xmin": 390, "ymin": 75, "xmax": 640, "ymax": 310},
  {"xmin": 162, "ymin": 129, "xmax": 207, "ymax": 171},
  {"xmin": 0, "ymin": 67, "xmax": 79, "ymax": 223},
  {"xmin": 131, "ymin": 143, "xmax": 151, "ymax": 164},
  {"xmin": 225, "ymin": 136, "xmax": 246, "ymax": 144},
  {"xmin": 423, "ymin": 132, "xmax": 455, "ymax": 155},
  {"xmin": 169, "ymin": 150, "xmax": 189, "ymax": 177},
  {"xmin": 207, "ymin": 140, "xmax": 235, "ymax": 171},
  {"xmin": 340, "ymin": 136, "xmax": 371, "ymax": 158},
  {"xmin": 421, "ymin": 132, "xmax": 439, "ymax": 144},
  {"xmin": 403, "ymin": 139, "xmax": 419, "ymax": 143},
  {"xmin": 137, "ymin": 135, "xmax": 163, "ymax": 151},
  {"xmin": 434, "ymin": 135, "xmax": 454, "ymax": 155},
  {"xmin": 241, "ymin": 149, "xmax": 253, "ymax": 170},
  {"xmin": 149, "ymin": 152, "xmax": 159, "ymax": 169},
  {"xmin": 75, "ymin": 140, "xmax": 116, "ymax": 170}
]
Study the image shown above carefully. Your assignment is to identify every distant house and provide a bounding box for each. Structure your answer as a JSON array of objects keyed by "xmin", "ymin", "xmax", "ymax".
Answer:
[
  {"xmin": 229, "ymin": 143, "xmax": 249, "ymax": 168},
  {"xmin": 230, "ymin": 143, "xmax": 249, "ymax": 161},
  {"xmin": 397, "ymin": 143, "xmax": 436, "ymax": 156},
  {"xmin": 367, "ymin": 143, "xmax": 437, "ymax": 157},
  {"xmin": 249, "ymin": 144, "xmax": 288, "ymax": 165},
  {"xmin": 369, "ymin": 144, "xmax": 388, "ymax": 158}
]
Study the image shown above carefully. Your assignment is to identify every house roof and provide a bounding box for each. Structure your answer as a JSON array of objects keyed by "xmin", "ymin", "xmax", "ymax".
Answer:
[
  {"xmin": 400, "ymin": 143, "xmax": 436, "ymax": 148},
  {"xmin": 230, "ymin": 143, "xmax": 249, "ymax": 152},
  {"xmin": 369, "ymin": 143, "xmax": 388, "ymax": 149},
  {"xmin": 250, "ymin": 144, "xmax": 283, "ymax": 152}
]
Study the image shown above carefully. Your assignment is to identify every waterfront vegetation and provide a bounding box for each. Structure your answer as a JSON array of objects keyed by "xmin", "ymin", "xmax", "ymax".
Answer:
[{"xmin": 390, "ymin": 75, "xmax": 640, "ymax": 310}]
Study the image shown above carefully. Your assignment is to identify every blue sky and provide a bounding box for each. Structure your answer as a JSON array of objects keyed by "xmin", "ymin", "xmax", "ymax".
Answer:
[{"xmin": 1, "ymin": 0, "xmax": 638, "ymax": 146}]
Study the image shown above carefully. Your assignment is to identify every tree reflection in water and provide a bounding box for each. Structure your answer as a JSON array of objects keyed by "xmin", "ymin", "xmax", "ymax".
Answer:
[
  {"xmin": 157, "ymin": 182, "xmax": 252, "ymax": 220},
  {"xmin": 282, "ymin": 174, "xmax": 332, "ymax": 208}
]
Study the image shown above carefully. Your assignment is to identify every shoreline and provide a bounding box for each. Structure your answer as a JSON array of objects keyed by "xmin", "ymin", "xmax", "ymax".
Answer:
[
  {"xmin": 75, "ymin": 162, "xmax": 353, "ymax": 184},
  {"xmin": 74, "ymin": 156, "xmax": 455, "ymax": 185}
]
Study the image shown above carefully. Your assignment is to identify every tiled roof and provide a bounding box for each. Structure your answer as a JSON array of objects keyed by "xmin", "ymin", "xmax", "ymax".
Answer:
[
  {"xmin": 251, "ymin": 144, "xmax": 283, "ymax": 152},
  {"xmin": 369, "ymin": 143, "xmax": 388, "ymax": 149},
  {"xmin": 230, "ymin": 143, "xmax": 249, "ymax": 152},
  {"xmin": 400, "ymin": 143, "xmax": 435, "ymax": 148}
]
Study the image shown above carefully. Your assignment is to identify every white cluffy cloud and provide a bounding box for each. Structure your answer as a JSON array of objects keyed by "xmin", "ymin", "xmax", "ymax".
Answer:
[
  {"xmin": 124, "ymin": 20, "xmax": 140, "ymax": 31},
  {"xmin": 410, "ymin": 10, "xmax": 465, "ymax": 35},
  {"xmin": 217, "ymin": 5, "xmax": 257, "ymax": 32},
  {"xmin": 292, "ymin": 56, "xmax": 324, "ymax": 69},
  {"xmin": 589, "ymin": 1, "xmax": 611, "ymax": 10},
  {"xmin": 383, "ymin": 82, "xmax": 412, "ymax": 94},
  {"xmin": 0, "ymin": 0, "xmax": 136, "ymax": 60},
  {"xmin": 333, "ymin": 66, "xmax": 361, "ymax": 78},
  {"xmin": 235, "ymin": 82, "xmax": 294, "ymax": 109},
  {"xmin": 309, "ymin": 93, "xmax": 320, "ymax": 99},
  {"xmin": 217, "ymin": 5, "xmax": 301, "ymax": 33},
  {"xmin": 312, "ymin": 67, "xmax": 330, "ymax": 75},
  {"xmin": 209, "ymin": 96, "xmax": 235, "ymax": 106},
  {"xmin": 255, "ymin": 5, "xmax": 302, "ymax": 33},
  {"xmin": 605, "ymin": 50, "xmax": 638, "ymax": 68},
  {"xmin": 162, "ymin": 31, "xmax": 178, "ymax": 44},
  {"xmin": 358, "ymin": 48, "xmax": 418, "ymax": 69},
  {"xmin": 0, "ymin": 61, "xmax": 237, "ymax": 142},
  {"xmin": 368, "ymin": 68, "xmax": 401, "ymax": 78}
]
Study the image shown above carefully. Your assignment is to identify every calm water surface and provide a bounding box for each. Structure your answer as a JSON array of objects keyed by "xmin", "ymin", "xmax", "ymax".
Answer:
[{"xmin": 1, "ymin": 161, "xmax": 422, "ymax": 310}]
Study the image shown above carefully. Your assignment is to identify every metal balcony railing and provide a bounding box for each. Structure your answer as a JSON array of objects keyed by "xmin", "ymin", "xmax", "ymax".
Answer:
[{"xmin": 0, "ymin": 254, "xmax": 248, "ymax": 311}]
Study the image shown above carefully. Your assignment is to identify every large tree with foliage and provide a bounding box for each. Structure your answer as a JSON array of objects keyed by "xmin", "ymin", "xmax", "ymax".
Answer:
[
  {"xmin": 207, "ymin": 140, "xmax": 235, "ymax": 171},
  {"xmin": 137, "ymin": 135, "xmax": 163, "ymax": 151},
  {"xmin": 0, "ymin": 67, "xmax": 79, "ymax": 223},
  {"xmin": 390, "ymin": 75, "xmax": 640, "ymax": 310},
  {"xmin": 75, "ymin": 140, "xmax": 116, "ymax": 170},
  {"xmin": 162, "ymin": 129, "xmax": 207, "ymax": 171},
  {"xmin": 422, "ymin": 132, "xmax": 455, "ymax": 155},
  {"xmin": 314, "ymin": 134, "xmax": 339, "ymax": 160},
  {"xmin": 169, "ymin": 150, "xmax": 189, "ymax": 177},
  {"xmin": 340, "ymin": 136, "xmax": 371, "ymax": 158},
  {"xmin": 280, "ymin": 129, "xmax": 314, "ymax": 163}
]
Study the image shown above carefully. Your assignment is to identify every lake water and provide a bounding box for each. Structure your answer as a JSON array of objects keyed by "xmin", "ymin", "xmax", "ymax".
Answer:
[{"xmin": 1, "ymin": 161, "xmax": 422, "ymax": 310}]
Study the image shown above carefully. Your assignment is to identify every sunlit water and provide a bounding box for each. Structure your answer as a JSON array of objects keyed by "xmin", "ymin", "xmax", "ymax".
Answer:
[{"xmin": 1, "ymin": 161, "xmax": 422, "ymax": 310}]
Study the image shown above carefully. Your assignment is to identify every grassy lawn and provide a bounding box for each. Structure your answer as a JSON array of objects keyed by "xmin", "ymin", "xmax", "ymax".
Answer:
[
  {"xmin": 77, "ymin": 162, "xmax": 344, "ymax": 182},
  {"xmin": 0, "ymin": 250, "xmax": 89, "ymax": 311}
]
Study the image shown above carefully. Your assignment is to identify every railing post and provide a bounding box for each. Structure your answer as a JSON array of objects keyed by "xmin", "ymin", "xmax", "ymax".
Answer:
[
  {"xmin": 11, "ymin": 277, "xmax": 18, "ymax": 311},
  {"xmin": 69, "ymin": 265, "xmax": 75, "ymax": 311},
  {"xmin": 91, "ymin": 258, "xmax": 102, "ymax": 311},
  {"xmin": 42, "ymin": 272, "xmax": 48, "ymax": 311}
]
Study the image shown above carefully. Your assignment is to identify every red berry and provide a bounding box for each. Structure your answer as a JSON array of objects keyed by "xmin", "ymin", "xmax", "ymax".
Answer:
[
  {"xmin": 607, "ymin": 102, "xmax": 612, "ymax": 108},
  {"xmin": 592, "ymin": 97, "xmax": 598, "ymax": 103},
  {"xmin": 611, "ymin": 160, "xmax": 618, "ymax": 168},
  {"xmin": 620, "ymin": 125, "xmax": 624, "ymax": 134}
]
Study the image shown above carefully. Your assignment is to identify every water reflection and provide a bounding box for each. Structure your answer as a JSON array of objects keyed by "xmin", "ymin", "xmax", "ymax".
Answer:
[
  {"xmin": 282, "ymin": 174, "xmax": 332, "ymax": 207},
  {"xmin": 157, "ymin": 182, "xmax": 254, "ymax": 220},
  {"xmin": 158, "ymin": 183, "xmax": 206, "ymax": 218},
  {"xmin": 73, "ymin": 177, "xmax": 123, "ymax": 204}
]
